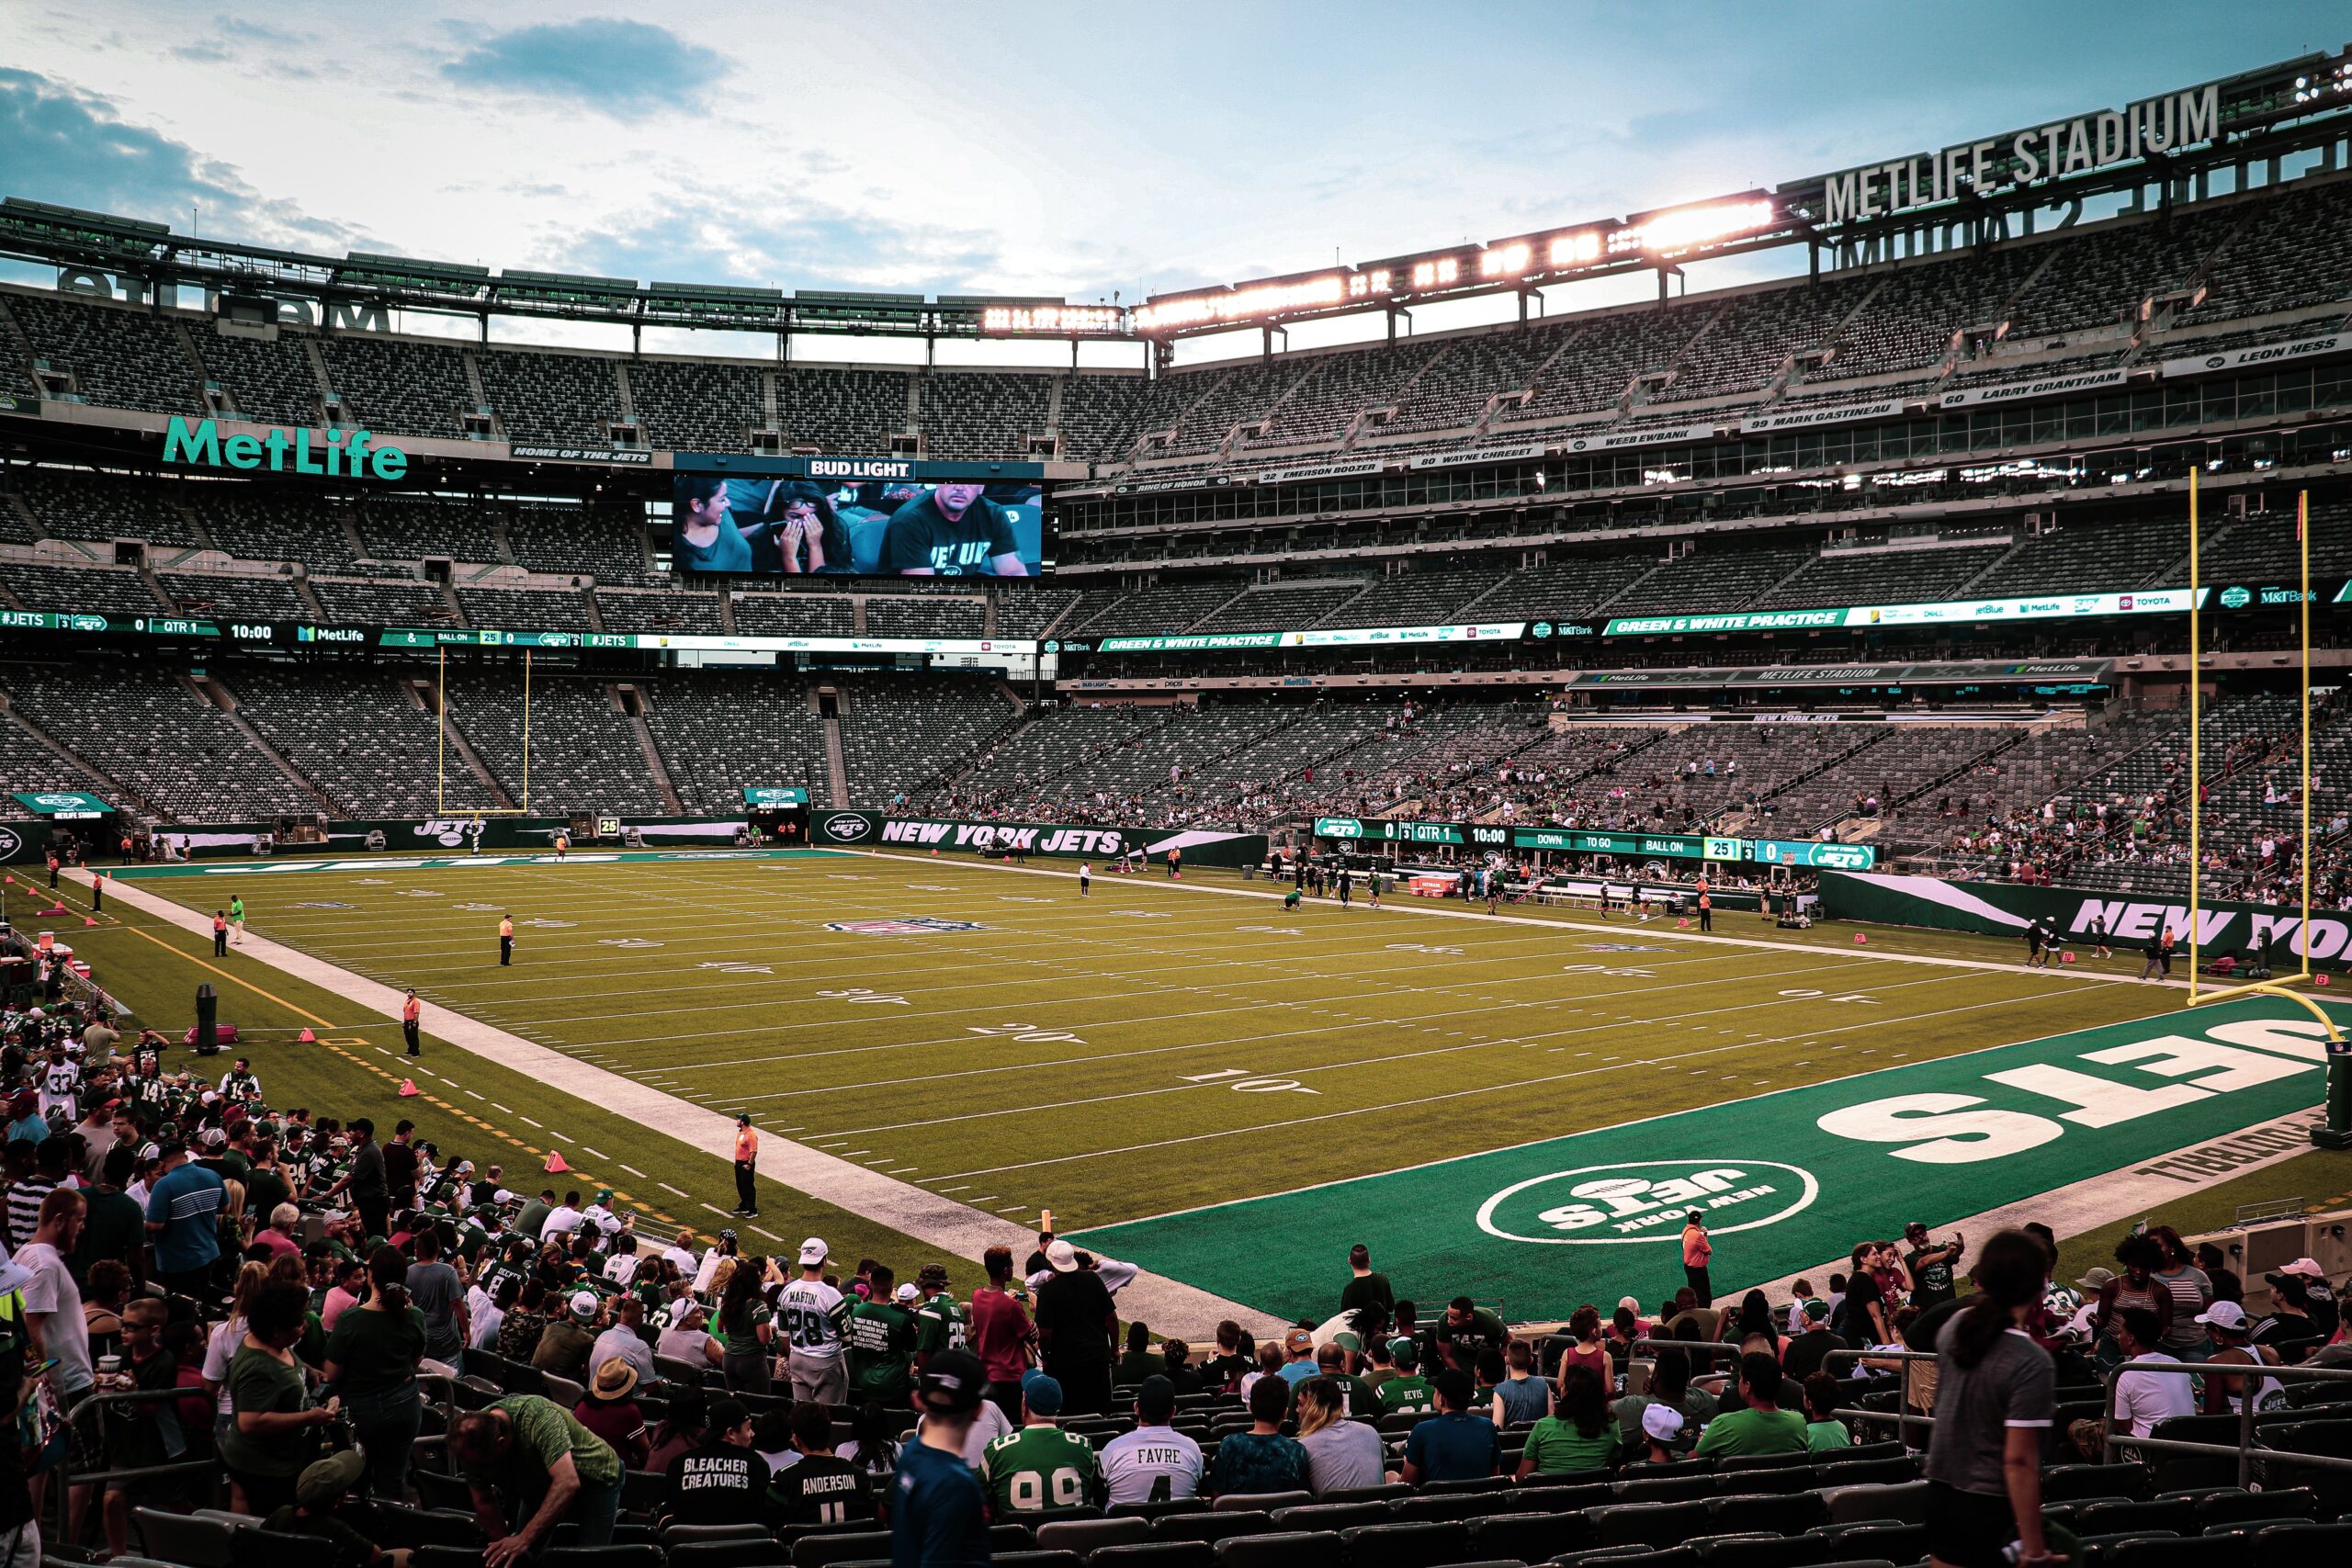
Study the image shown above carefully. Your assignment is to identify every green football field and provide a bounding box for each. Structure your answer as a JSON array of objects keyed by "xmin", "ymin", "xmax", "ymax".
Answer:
[{"xmin": 91, "ymin": 847, "xmax": 2352, "ymax": 1322}]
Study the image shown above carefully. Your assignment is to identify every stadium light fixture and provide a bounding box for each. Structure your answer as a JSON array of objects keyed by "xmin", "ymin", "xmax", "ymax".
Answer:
[
  {"xmin": 1135, "ymin": 273, "xmax": 1350, "ymax": 333},
  {"xmin": 1609, "ymin": 198, "xmax": 1777, "ymax": 256},
  {"xmin": 1547, "ymin": 231, "xmax": 1603, "ymax": 267},
  {"xmin": 1478, "ymin": 243, "xmax": 1532, "ymax": 278}
]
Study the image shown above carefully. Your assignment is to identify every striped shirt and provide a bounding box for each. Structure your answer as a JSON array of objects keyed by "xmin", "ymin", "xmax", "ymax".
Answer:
[{"xmin": 2154, "ymin": 1265, "xmax": 2212, "ymax": 1352}]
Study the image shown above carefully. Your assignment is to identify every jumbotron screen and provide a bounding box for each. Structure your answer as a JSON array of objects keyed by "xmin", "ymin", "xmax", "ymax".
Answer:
[{"xmin": 667, "ymin": 476, "xmax": 1046, "ymax": 578}]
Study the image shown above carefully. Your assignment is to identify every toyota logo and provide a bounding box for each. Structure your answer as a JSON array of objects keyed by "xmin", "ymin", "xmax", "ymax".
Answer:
[{"xmin": 822, "ymin": 814, "xmax": 873, "ymax": 841}]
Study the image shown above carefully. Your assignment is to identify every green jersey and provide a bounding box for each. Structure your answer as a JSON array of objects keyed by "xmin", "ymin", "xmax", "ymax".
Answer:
[
  {"xmin": 912, "ymin": 1294, "xmax": 969, "ymax": 1360},
  {"xmin": 979, "ymin": 1424, "xmax": 1106, "ymax": 1514},
  {"xmin": 843, "ymin": 1301, "xmax": 917, "ymax": 1402},
  {"xmin": 1291, "ymin": 1372, "xmax": 1383, "ymax": 1425},
  {"xmin": 1379, "ymin": 1374, "xmax": 1436, "ymax": 1417}
]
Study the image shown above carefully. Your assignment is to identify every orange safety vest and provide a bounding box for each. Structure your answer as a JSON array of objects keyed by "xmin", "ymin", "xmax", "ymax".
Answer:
[
  {"xmin": 499, "ymin": 919, "xmax": 514, "ymax": 939},
  {"xmin": 212, "ymin": 916, "xmax": 227, "ymax": 933},
  {"xmin": 403, "ymin": 997, "xmax": 422, "ymax": 1023},
  {"xmin": 736, "ymin": 1127, "xmax": 758, "ymax": 1162}
]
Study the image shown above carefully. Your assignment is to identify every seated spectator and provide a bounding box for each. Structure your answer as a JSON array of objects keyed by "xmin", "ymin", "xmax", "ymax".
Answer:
[
  {"xmin": 978, "ymin": 1371, "xmax": 1104, "ymax": 1514},
  {"xmin": 1401, "ymin": 1369, "xmax": 1500, "ymax": 1483},
  {"xmin": 2102, "ymin": 1306, "xmax": 2194, "ymax": 1446},
  {"xmin": 1633, "ymin": 1403, "xmax": 1685, "ymax": 1466},
  {"xmin": 452, "ymin": 1393, "xmax": 626, "ymax": 1555},
  {"xmin": 498, "ymin": 1280, "xmax": 550, "ymax": 1363},
  {"xmin": 254, "ymin": 1202, "xmax": 303, "ymax": 1263},
  {"xmin": 1101, "ymin": 1374, "xmax": 1202, "ymax": 1503},
  {"xmin": 260, "ymin": 1450, "xmax": 412, "ymax": 1568},
  {"xmin": 1378, "ymin": 1337, "xmax": 1436, "ymax": 1416},
  {"xmin": 531, "ymin": 1289, "xmax": 599, "ymax": 1381},
  {"xmin": 1519, "ymin": 1363, "xmax": 1620, "ymax": 1475},
  {"xmin": 1212, "ymin": 1376, "xmax": 1309, "ymax": 1496},
  {"xmin": 81, "ymin": 1258, "xmax": 130, "ymax": 1352},
  {"xmin": 770, "ymin": 1397, "xmax": 877, "ymax": 1525},
  {"xmin": 1782, "ymin": 1298, "xmax": 1847, "ymax": 1381},
  {"xmin": 470, "ymin": 1277, "xmax": 516, "ymax": 1353},
  {"xmin": 1802, "ymin": 1372, "xmax": 1852, "ymax": 1451},
  {"xmin": 1614, "ymin": 1344, "xmax": 1713, "ymax": 1449},
  {"xmin": 1294, "ymin": 1373, "xmax": 1384, "ymax": 1497},
  {"xmin": 648, "ymin": 1387, "xmax": 706, "ymax": 1473},
  {"xmin": 592, "ymin": 1295, "xmax": 657, "ymax": 1391},
  {"xmin": 1695, "ymin": 1351, "xmax": 1808, "ymax": 1457},
  {"xmin": 575, "ymin": 1358, "xmax": 650, "ymax": 1472},
  {"xmin": 1160, "ymin": 1337, "xmax": 1201, "ymax": 1395},
  {"xmin": 656, "ymin": 1298, "xmax": 713, "ymax": 1364},
  {"xmin": 662, "ymin": 1393, "xmax": 771, "ymax": 1528},
  {"xmin": 1492, "ymin": 1337, "xmax": 1552, "ymax": 1426},
  {"xmin": 1115, "ymin": 1320, "xmax": 1163, "ymax": 1384}
]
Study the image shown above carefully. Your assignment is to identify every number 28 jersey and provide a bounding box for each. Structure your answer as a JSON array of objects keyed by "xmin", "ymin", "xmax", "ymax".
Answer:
[
  {"xmin": 774, "ymin": 1278, "xmax": 849, "ymax": 1359},
  {"xmin": 979, "ymin": 1424, "xmax": 1105, "ymax": 1514}
]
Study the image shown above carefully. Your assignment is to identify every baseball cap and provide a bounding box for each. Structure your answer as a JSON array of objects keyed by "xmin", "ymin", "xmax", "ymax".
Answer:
[
  {"xmin": 1020, "ymin": 1368, "xmax": 1064, "ymax": 1416},
  {"xmin": 1803, "ymin": 1299, "xmax": 1830, "ymax": 1322},
  {"xmin": 1903, "ymin": 1220, "xmax": 1928, "ymax": 1237},
  {"xmin": 917, "ymin": 1348, "xmax": 985, "ymax": 1416},
  {"xmin": 1642, "ymin": 1404, "xmax": 1685, "ymax": 1442},
  {"xmin": 2075, "ymin": 1266, "xmax": 2116, "ymax": 1292},
  {"xmin": 894, "ymin": 1282, "xmax": 919, "ymax": 1303},
  {"xmin": 2195, "ymin": 1301, "xmax": 2249, "ymax": 1331},
  {"xmin": 594, "ymin": 1189, "xmax": 612, "ymax": 1204},
  {"xmin": 295, "ymin": 1450, "xmax": 368, "ymax": 1508},
  {"xmin": 798, "ymin": 1236, "xmax": 829, "ymax": 1267},
  {"xmin": 1046, "ymin": 1239, "xmax": 1080, "ymax": 1273},
  {"xmin": 569, "ymin": 1291, "xmax": 598, "ymax": 1322},
  {"xmin": 2280, "ymin": 1258, "xmax": 2329, "ymax": 1280},
  {"xmin": 1283, "ymin": 1328, "xmax": 1314, "ymax": 1354}
]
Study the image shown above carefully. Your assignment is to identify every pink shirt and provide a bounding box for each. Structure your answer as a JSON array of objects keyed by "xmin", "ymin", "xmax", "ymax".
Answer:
[
  {"xmin": 321, "ymin": 1285, "xmax": 362, "ymax": 1333},
  {"xmin": 254, "ymin": 1228, "xmax": 302, "ymax": 1263}
]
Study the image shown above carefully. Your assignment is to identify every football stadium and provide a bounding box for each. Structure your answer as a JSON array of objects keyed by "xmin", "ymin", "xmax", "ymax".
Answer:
[{"xmin": 5, "ymin": 11, "xmax": 2352, "ymax": 1564}]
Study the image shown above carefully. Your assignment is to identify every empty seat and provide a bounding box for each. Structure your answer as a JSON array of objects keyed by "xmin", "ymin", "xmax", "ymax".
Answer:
[
  {"xmin": 1156, "ymin": 1514, "xmax": 1277, "ymax": 1545},
  {"xmin": 1271, "ymin": 1504, "xmax": 1394, "ymax": 1531},
  {"xmin": 368, "ymin": 1505, "xmax": 485, "ymax": 1551},
  {"xmin": 795, "ymin": 1531, "xmax": 895, "ymax": 1568},
  {"xmin": 1216, "ymin": 1492, "xmax": 1312, "ymax": 1515},
  {"xmin": 1091, "ymin": 1546, "xmax": 1218, "ymax": 1568},
  {"xmin": 1324, "ymin": 1484, "xmax": 1416, "ymax": 1505},
  {"xmin": 537, "ymin": 1550, "xmax": 663, "ymax": 1568},
  {"xmin": 2194, "ymin": 1487, "xmax": 2316, "ymax": 1526},
  {"xmin": 1555, "ymin": 1550, "xmax": 1699, "ymax": 1568},
  {"xmin": 2074, "ymin": 1501, "xmax": 2202, "ymax": 1538},
  {"xmin": 1114, "ymin": 1500, "xmax": 1212, "ymax": 1520},
  {"xmin": 1713, "ymin": 1452, "xmax": 1812, "ymax": 1474},
  {"xmin": 1213, "ymin": 1530, "xmax": 1345, "ymax": 1568},
  {"xmin": 1693, "ymin": 1540, "xmax": 1842, "ymax": 1568},
  {"xmin": 1470, "ymin": 1512, "xmax": 1597, "ymax": 1562},
  {"xmin": 1817, "ymin": 1481, "xmax": 1928, "ymax": 1528},
  {"xmin": 1589, "ymin": 1503, "xmax": 1715, "ymax": 1551},
  {"xmin": 2108, "ymin": 1539, "xmax": 2246, "ymax": 1568},
  {"xmin": 1613, "ymin": 1477, "xmax": 1717, "ymax": 1505},
  {"xmin": 1036, "ymin": 1518, "xmax": 1154, "ymax": 1554},
  {"xmin": 2040, "ymin": 1465, "xmax": 2149, "ymax": 1504},
  {"xmin": 1340, "ymin": 1521, "xmax": 1474, "ymax": 1568},
  {"xmin": 1801, "ymin": 1458, "xmax": 1914, "ymax": 1488},
  {"xmin": 663, "ymin": 1544, "xmax": 792, "ymax": 1568}
]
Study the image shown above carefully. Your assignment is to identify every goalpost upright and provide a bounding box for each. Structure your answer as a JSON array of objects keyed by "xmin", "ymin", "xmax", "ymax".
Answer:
[{"xmin": 2179, "ymin": 478, "xmax": 2349, "ymax": 1145}]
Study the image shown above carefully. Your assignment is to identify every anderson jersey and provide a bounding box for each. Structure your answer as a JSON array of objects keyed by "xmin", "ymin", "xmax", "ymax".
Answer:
[
  {"xmin": 980, "ymin": 1424, "xmax": 1105, "ymax": 1514},
  {"xmin": 768, "ymin": 1451, "xmax": 875, "ymax": 1528},
  {"xmin": 877, "ymin": 491, "xmax": 1021, "ymax": 576},
  {"xmin": 775, "ymin": 1278, "xmax": 850, "ymax": 1359}
]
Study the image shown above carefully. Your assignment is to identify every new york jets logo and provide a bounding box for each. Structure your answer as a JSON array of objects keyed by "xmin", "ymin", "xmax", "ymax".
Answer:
[
  {"xmin": 1477, "ymin": 1159, "xmax": 1817, "ymax": 1246},
  {"xmin": 822, "ymin": 814, "xmax": 873, "ymax": 841},
  {"xmin": 0, "ymin": 829, "xmax": 21, "ymax": 860}
]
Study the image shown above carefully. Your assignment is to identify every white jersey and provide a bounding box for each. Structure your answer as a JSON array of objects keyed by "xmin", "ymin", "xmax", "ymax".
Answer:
[
  {"xmin": 603, "ymin": 1253, "xmax": 639, "ymax": 1287},
  {"xmin": 582, "ymin": 1202, "xmax": 622, "ymax": 1236},
  {"xmin": 540, "ymin": 1208, "xmax": 585, "ymax": 1242},
  {"xmin": 1101, "ymin": 1426, "xmax": 1204, "ymax": 1504},
  {"xmin": 39, "ymin": 1062, "xmax": 79, "ymax": 1109},
  {"xmin": 775, "ymin": 1277, "xmax": 847, "ymax": 1359}
]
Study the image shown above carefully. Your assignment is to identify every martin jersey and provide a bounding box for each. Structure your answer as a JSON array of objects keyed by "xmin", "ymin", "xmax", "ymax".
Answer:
[{"xmin": 775, "ymin": 1278, "xmax": 848, "ymax": 1359}]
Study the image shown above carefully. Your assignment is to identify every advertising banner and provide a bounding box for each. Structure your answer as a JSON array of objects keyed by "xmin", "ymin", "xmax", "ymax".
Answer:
[
  {"xmin": 10, "ymin": 792, "xmax": 111, "ymax": 818},
  {"xmin": 741, "ymin": 787, "xmax": 810, "ymax": 807},
  {"xmin": 813, "ymin": 811, "xmax": 1266, "ymax": 867},
  {"xmin": 1818, "ymin": 871, "xmax": 2352, "ymax": 969}
]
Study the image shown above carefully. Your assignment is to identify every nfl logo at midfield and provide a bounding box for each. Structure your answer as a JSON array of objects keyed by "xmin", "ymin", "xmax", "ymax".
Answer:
[{"xmin": 823, "ymin": 917, "xmax": 988, "ymax": 935}]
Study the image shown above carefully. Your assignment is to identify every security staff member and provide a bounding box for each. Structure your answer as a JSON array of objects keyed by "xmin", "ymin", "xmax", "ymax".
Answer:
[
  {"xmin": 499, "ymin": 914, "xmax": 514, "ymax": 966},
  {"xmin": 90, "ymin": 872, "xmax": 103, "ymax": 912},
  {"xmin": 212, "ymin": 909, "xmax": 230, "ymax": 956},
  {"xmin": 45, "ymin": 852, "xmax": 58, "ymax": 890},
  {"xmin": 1696, "ymin": 882, "xmax": 1713, "ymax": 933},
  {"xmin": 732, "ymin": 1115, "xmax": 760, "ymax": 1217},
  {"xmin": 403, "ymin": 988, "xmax": 424, "ymax": 1057}
]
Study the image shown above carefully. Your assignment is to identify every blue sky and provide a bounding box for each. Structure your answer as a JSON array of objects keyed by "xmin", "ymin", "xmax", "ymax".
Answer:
[{"xmin": 1, "ymin": 3, "xmax": 2346, "ymax": 362}]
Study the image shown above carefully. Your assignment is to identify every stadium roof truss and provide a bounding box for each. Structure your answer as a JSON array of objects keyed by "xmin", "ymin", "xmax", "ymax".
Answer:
[{"xmin": 0, "ymin": 49, "xmax": 2346, "ymax": 352}]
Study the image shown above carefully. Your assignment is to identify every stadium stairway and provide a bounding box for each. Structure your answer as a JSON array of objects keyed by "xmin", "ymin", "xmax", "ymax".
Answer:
[{"xmin": 186, "ymin": 672, "xmax": 339, "ymax": 816}]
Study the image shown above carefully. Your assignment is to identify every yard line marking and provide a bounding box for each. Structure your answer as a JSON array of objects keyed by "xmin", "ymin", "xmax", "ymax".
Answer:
[
  {"xmin": 937, "ymin": 1185, "xmax": 970, "ymax": 1193},
  {"xmin": 520, "ymin": 1117, "xmax": 542, "ymax": 1129},
  {"xmin": 464, "ymin": 1090, "xmax": 484, "ymax": 1100},
  {"xmin": 582, "ymin": 1146, "xmax": 608, "ymax": 1159},
  {"xmin": 752, "ymin": 1228, "xmax": 783, "ymax": 1243},
  {"xmin": 701, "ymin": 1203, "xmax": 733, "ymax": 1218},
  {"xmin": 661, "ymin": 1183, "xmax": 689, "ymax": 1198},
  {"xmin": 492, "ymin": 1103, "xmax": 512, "ymax": 1113},
  {"xmin": 619, "ymin": 1165, "xmax": 646, "ymax": 1179}
]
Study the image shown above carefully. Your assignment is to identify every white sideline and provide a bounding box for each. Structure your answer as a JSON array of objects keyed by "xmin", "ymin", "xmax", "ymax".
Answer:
[{"xmin": 80, "ymin": 868, "xmax": 1285, "ymax": 1338}]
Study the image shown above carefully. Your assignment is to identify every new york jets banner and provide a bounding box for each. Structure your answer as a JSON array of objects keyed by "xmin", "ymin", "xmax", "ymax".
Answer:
[
  {"xmin": 1820, "ymin": 871, "xmax": 2352, "ymax": 970},
  {"xmin": 812, "ymin": 811, "xmax": 1267, "ymax": 868}
]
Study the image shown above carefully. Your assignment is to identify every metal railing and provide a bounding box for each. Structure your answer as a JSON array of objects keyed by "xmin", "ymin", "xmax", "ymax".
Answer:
[
  {"xmin": 42, "ymin": 1370, "xmax": 464, "ymax": 1535},
  {"xmin": 2091, "ymin": 1354, "xmax": 2352, "ymax": 1488}
]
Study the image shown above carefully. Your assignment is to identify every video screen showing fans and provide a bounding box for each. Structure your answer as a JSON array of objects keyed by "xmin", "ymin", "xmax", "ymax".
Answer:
[{"xmin": 668, "ymin": 476, "xmax": 1046, "ymax": 578}]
